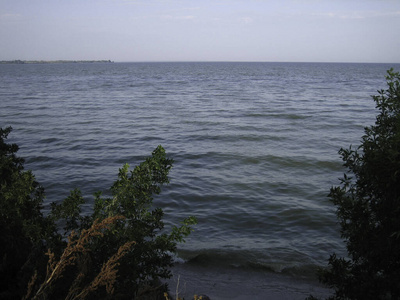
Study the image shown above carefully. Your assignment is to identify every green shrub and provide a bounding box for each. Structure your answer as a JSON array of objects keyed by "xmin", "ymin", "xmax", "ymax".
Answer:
[
  {"xmin": 0, "ymin": 127, "xmax": 196, "ymax": 299},
  {"xmin": 49, "ymin": 146, "xmax": 197, "ymax": 299},
  {"xmin": 0, "ymin": 127, "xmax": 60, "ymax": 299},
  {"xmin": 319, "ymin": 69, "xmax": 400, "ymax": 299}
]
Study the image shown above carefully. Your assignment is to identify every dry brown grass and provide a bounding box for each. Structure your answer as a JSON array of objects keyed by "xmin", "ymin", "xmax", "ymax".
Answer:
[{"xmin": 24, "ymin": 215, "xmax": 135, "ymax": 300}]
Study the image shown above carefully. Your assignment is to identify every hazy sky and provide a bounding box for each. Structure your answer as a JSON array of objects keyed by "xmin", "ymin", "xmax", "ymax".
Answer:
[{"xmin": 1, "ymin": 0, "xmax": 399, "ymax": 63}]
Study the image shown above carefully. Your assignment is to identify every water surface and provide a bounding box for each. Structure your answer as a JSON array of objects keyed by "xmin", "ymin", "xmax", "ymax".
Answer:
[{"xmin": 1, "ymin": 62, "xmax": 397, "ymax": 298}]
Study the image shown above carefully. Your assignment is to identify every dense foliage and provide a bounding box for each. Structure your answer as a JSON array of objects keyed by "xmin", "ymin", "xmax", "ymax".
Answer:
[
  {"xmin": 0, "ymin": 127, "xmax": 196, "ymax": 299},
  {"xmin": 319, "ymin": 69, "xmax": 400, "ymax": 299},
  {"xmin": 0, "ymin": 127, "xmax": 60, "ymax": 299}
]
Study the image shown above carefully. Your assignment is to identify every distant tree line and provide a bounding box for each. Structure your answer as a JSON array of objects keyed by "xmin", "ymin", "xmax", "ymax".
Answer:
[{"xmin": 0, "ymin": 60, "xmax": 113, "ymax": 64}]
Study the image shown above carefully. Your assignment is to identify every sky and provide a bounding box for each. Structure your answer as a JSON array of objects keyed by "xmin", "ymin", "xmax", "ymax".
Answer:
[{"xmin": 1, "ymin": 0, "xmax": 400, "ymax": 63}]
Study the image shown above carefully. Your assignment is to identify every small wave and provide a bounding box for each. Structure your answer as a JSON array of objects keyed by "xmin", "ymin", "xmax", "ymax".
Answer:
[
  {"xmin": 247, "ymin": 113, "xmax": 310, "ymax": 120},
  {"xmin": 180, "ymin": 248, "xmax": 321, "ymax": 280},
  {"xmin": 22, "ymin": 96, "xmax": 41, "ymax": 100},
  {"xmin": 38, "ymin": 137, "xmax": 61, "ymax": 144}
]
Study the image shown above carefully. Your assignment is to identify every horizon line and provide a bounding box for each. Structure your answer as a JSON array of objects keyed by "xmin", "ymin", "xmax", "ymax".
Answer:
[{"xmin": 2, "ymin": 59, "xmax": 400, "ymax": 65}]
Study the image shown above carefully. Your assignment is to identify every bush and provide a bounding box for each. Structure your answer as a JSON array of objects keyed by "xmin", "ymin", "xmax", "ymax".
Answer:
[
  {"xmin": 0, "ymin": 127, "xmax": 196, "ymax": 299},
  {"xmin": 0, "ymin": 127, "xmax": 60, "ymax": 299},
  {"xmin": 319, "ymin": 69, "xmax": 400, "ymax": 299},
  {"xmin": 48, "ymin": 146, "xmax": 197, "ymax": 299}
]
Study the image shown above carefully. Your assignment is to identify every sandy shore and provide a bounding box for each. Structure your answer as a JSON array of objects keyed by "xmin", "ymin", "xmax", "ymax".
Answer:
[{"xmin": 165, "ymin": 263, "xmax": 332, "ymax": 300}]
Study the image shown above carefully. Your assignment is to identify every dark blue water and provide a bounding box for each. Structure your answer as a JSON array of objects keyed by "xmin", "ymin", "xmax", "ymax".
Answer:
[{"xmin": 1, "ymin": 62, "xmax": 397, "ymax": 299}]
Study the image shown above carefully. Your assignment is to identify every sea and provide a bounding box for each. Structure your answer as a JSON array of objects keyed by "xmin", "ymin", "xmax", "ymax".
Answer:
[{"xmin": 1, "ymin": 62, "xmax": 398, "ymax": 299}]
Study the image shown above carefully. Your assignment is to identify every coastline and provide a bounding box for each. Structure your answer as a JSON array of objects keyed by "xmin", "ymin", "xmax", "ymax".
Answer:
[
  {"xmin": 0, "ymin": 60, "xmax": 113, "ymax": 64},
  {"xmin": 165, "ymin": 262, "xmax": 332, "ymax": 300}
]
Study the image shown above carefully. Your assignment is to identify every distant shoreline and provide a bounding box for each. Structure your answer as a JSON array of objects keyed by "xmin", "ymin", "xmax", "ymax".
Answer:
[{"xmin": 0, "ymin": 60, "xmax": 113, "ymax": 64}]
